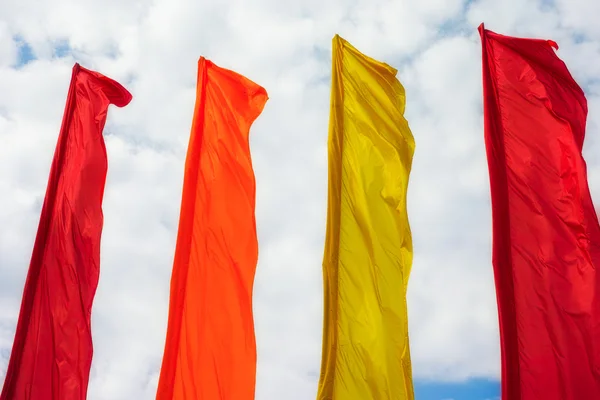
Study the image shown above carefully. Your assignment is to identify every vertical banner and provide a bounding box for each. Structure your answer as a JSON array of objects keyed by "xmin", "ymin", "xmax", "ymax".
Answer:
[
  {"xmin": 480, "ymin": 24, "xmax": 600, "ymax": 400},
  {"xmin": 156, "ymin": 58, "xmax": 268, "ymax": 400},
  {"xmin": 317, "ymin": 35, "xmax": 416, "ymax": 400},
  {"xmin": 0, "ymin": 64, "xmax": 132, "ymax": 400}
]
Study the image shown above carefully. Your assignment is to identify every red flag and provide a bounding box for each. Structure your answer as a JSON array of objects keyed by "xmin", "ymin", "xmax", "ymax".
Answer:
[
  {"xmin": 1, "ymin": 64, "xmax": 131, "ymax": 400},
  {"xmin": 480, "ymin": 24, "xmax": 600, "ymax": 399}
]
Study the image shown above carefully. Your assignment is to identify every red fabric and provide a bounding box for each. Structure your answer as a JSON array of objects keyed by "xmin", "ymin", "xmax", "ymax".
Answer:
[
  {"xmin": 1, "ymin": 64, "xmax": 131, "ymax": 400},
  {"xmin": 479, "ymin": 24, "xmax": 600, "ymax": 399}
]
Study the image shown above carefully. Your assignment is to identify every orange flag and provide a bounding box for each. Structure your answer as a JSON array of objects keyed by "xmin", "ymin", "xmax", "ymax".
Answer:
[{"xmin": 156, "ymin": 58, "xmax": 268, "ymax": 400}]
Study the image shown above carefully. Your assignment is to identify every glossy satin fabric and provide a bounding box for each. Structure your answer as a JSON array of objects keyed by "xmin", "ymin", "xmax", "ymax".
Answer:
[
  {"xmin": 156, "ymin": 57, "xmax": 268, "ymax": 400},
  {"xmin": 479, "ymin": 24, "xmax": 600, "ymax": 400},
  {"xmin": 0, "ymin": 64, "xmax": 131, "ymax": 400},
  {"xmin": 317, "ymin": 35, "xmax": 415, "ymax": 400}
]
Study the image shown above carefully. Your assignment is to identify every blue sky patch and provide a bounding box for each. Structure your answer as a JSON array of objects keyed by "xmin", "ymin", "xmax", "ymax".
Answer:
[
  {"xmin": 14, "ymin": 36, "xmax": 36, "ymax": 67},
  {"xmin": 414, "ymin": 378, "xmax": 500, "ymax": 400}
]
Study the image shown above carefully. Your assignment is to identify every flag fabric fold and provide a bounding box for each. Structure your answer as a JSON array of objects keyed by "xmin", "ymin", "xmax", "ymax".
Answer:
[
  {"xmin": 156, "ymin": 57, "xmax": 268, "ymax": 400},
  {"xmin": 317, "ymin": 35, "xmax": 415, "ymax": 400},
  {"xmin": 0, "ymin": 63, "xmax": 132, "ymax": 400},
  {"xmin": 479, "ymin": 24, "xmax": 600, "ymax": 400}
]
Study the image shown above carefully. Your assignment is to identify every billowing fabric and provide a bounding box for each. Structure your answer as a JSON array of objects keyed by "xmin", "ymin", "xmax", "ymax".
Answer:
[
  {"xmin": 0, "ymin": 64, "xmax": 132, "ymax": 400},
  {"xmin": 317, "ymin": 35, "xmax": 415, "ymax": 400},
  {"xmin": 156, "ymin": 57, "xmax": 268, "ymax": 400},
  {"xmin": 479, "ymin": 24, "xmax": 600, "ymax": 400}
]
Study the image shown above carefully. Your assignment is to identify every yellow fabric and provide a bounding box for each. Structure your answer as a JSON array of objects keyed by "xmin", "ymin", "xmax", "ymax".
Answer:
[{"xmin": 317, "ymin": 35, "xmax": 416, "ymax": 400}]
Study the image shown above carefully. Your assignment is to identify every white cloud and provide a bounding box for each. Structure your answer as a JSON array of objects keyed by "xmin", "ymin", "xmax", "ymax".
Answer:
[
  {"xmin": 1, "ymin": 0, "xmax": 600, "ymax": 399},
  {"xmin": 0, "ymin": 23, "xmax": 17, "ymax": 68}
]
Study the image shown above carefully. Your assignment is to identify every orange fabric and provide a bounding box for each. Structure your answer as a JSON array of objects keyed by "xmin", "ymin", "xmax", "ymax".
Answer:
[{"xmin": 156, "ymin": 57, "xmax": 268, "ymax": 400}]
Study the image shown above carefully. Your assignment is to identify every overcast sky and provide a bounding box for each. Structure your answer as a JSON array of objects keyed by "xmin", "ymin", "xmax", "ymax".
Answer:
[{"xmin": 1, "ymin": 1, "xmax": 600, "ymax": 399}]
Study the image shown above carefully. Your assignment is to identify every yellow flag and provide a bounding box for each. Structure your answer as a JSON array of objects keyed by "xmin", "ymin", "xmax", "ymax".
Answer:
[{"xmin": 317, "ymin": 35, "xmax": 415, "ymax": 400}]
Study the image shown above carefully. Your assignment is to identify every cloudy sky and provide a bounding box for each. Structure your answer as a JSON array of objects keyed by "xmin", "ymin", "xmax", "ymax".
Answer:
[{"xmin": 1, "ymin": 0, "xmax": 600, "ymax": 399}]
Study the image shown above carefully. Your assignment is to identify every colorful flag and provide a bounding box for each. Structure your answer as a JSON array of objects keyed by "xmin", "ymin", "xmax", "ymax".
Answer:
[
  {"xmin": 0, "ymin": 64, "xmax": 132, "ymax": 400},
  {"xmin": 156, "ymin": 57, "xmax": 268, "ymax": 400},
  {"xmin": 317, "ymin": 35, "xmax": 416, "ymax": 400},
  {"xmin": 479, "ymin": 24, "xmax": 600, "ymax": 400}
]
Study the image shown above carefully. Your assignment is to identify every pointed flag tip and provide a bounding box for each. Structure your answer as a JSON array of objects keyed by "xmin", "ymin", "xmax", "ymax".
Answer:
[
  {"xmin": 478, "ymin": 23, "xmax": 485, "ymax": 34},
  {"xmin": 198, "ymin": 56, "xmax": 213, "ymax": 69},
  {"xmin": 332, "ymin": 34, "xmax": 345, "ymax": 51},
  {"xmin": 548, "ymin": 40, "xmax": 559, "ymax": 50},
  {"xmin": 477, "ymin": 23, "xmax": 487, "ymax": 40}
]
